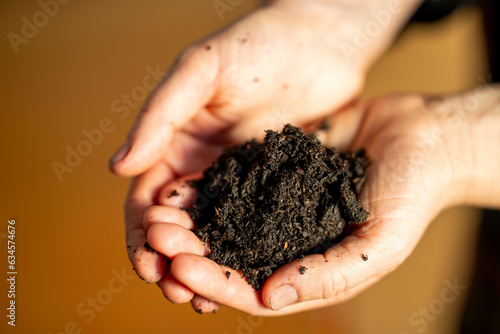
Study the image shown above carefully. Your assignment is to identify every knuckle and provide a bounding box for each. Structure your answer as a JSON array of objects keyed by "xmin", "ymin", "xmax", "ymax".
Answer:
[
  {"xmin": 320, "ymin": 271, "xmax": 341, "ymax": 299},
  {"xmin": 143, "ymin": 206, "xmax": 157, "ymax": 227},
  {"xmin": 319, "ymin": 254, "xmax": 347, "ymax": 299},
  {"xmin": 178, "ymin": 43, "xmax": 212, "ymax": 67},
  {"xmin": 320, "ymin": 269, "xmax": 347, "ymax": 299}
]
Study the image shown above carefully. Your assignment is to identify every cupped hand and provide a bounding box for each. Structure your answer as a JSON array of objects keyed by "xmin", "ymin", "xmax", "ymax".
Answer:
[
  {"xmin": 146, "ymin": 92, "xmax": 477, "ymax": 315},
  {"xmin": 110, "ymin": 3, "xmax": 367, "ymax": 178},
  {"xmin": 115, "ymin": 1, "xmax": 372, "ymax": 309}
]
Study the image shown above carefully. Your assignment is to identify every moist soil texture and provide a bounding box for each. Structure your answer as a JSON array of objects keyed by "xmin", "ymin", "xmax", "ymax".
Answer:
[{"xmin": 191, "ymin": 124, "xmax": 368, "ymax": 290}]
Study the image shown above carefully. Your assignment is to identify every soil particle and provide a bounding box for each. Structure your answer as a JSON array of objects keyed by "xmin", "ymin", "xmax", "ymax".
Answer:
[
  {"xmin": 191, "ymin": 124, "xmax": 368, "ymax": 290},
  {"xmin": 299, "ymin": 265, "xmax": 308, "ymax": 275},
  {"xmin": 144, "ymin": 242, "xmax": 155, "ymax": 253},
  {"xmin": 168, "ymin": 189, "xmax": 179, "ymax": 198},
  {"xmin": 188, "ymin": 179, "xmax": 199, "ymax": 188},
  {"xmin": 316, "ymin": 118, "xmax": 331, "ymax": 132}
]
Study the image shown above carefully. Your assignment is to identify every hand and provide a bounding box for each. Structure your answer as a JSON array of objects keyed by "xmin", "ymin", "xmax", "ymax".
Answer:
[
  {"xmin": 111, "ymin": 2, "xmax": 370, "ymax": 178},
  {"xmin": 113, "ymin": 0, "xmax": 425, "ymax": 313},
  {"xmin": 146, "ymin": 88, "xmax": 498, "ymax": 315},
  {"xmin": 116, "ymin": 1, "xmax": 371, "ymax": 308}
]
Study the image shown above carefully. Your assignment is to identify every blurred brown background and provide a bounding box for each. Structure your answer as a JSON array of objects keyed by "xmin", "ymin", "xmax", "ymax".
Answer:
[{"xmin": 0, "ymin": 1, "xmax": 488, "ymax": 333}]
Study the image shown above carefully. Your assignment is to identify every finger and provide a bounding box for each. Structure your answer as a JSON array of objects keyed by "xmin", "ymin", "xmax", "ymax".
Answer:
[
  {"xmin": 125, "ymin": 163, "xmax": 173, "ymax": 283},
  {"xmin": 170, "ymin": 254, "xmax": 266, "ymax": 315},
  {"xmin": 165, "ymin": 131, "xmax": 226, "ymax": 175},
  {"xmin": 171, "ymin": 254, "xmax": 374, "ymax": 316},
  {"xmin": 147, "ymin": 223, "xmax": 208, "ymax": 259},
  {"xmin": 143, "ymin": 205, "xmax": 194, "ymax": 231},
  {"xmin": 191, "ymin": 295, "xmax": 221, "ymax": 314},
  {"xmin": 109, "ymin": 46, "xmax": 219, "ymax": 177},
  {"xmin": 158, "ymin": 175, "xmax": 201, "ymax": 208},
  {"xmin": 261, "ymin": 217, "xmax": 415, "ymax": 311},
  {"xmin": 172, "ymin": 255, "xmax": 380, "ymax": 316},
  {"xmin": 126, "ymin": 229, "xmax": 167, "ymax": 284},
  {"xmin": 158, "ymin": 270, "xmax": 194, "ymax": 304},
  {"xmin": 182, "ymin": 106, "xmax": 236, "ymax": 142},
  {"xmin": 315, "ymin": 102, "xmax": 366, "ymax": 151}
]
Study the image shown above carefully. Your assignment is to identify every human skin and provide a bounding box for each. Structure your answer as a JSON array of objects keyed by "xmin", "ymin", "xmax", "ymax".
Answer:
[
  {"xmin": 145, "ymin": 86, "xmax": 500, "ymax": 315},
  {"xmin": 109, "ymin": 0, "xmax": 424, "ymax": 313}
]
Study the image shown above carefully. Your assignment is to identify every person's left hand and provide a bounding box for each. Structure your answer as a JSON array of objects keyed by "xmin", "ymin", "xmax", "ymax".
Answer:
[{"xmin": 144, "ymin": 91, "xmax": 482, "ymax": 315}]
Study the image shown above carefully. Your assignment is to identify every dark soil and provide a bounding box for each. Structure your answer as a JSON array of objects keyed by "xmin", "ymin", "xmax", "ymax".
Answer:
[
  {"xmin": 190, "ymin": 124, "xmax": 368, "ymax": 290},
  {"xmin": 168, "ymin": 189, "xmax": 179, "ymax": 198},
  {"xmin": 299, "ymin": 265, "xmax": 308, "ymax": 275}
]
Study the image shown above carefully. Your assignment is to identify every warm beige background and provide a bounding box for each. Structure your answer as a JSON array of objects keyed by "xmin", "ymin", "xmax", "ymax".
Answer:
[{"xmin": 0, "ymin": 1, "xmax": 487, "ymax": 333}]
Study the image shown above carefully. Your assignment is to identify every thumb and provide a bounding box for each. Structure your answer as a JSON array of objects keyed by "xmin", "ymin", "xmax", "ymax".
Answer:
[
  {"xmin": 109, "ymin": 45, "xmax": 219, "ymax": 177},
  {"xmin": 261, "ymin": 217, "xmax": 415, "ymax": 311}
]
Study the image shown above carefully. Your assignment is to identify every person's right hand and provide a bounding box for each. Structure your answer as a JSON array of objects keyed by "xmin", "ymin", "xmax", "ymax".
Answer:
[
  {"xmin": 145, "ymin": 86, "xmax": 500, "ymax": 315},
  {"xmin": 112, "ymin": 0, "xmax": 422, "ymax": 312}
]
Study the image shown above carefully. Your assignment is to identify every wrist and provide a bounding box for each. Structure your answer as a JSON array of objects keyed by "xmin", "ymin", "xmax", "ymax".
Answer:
[
  {"xmin": 437, "ymin": 85, "xmax": 500, "ymax": 209},
  {"xmin": 462, "ymin": 85, "xmax": 500, "ymax": 208}
]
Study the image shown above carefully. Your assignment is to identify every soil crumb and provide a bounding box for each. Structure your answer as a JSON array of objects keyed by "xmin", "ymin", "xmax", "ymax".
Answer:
[
  {"xmin": 299, "ymin": 265, "xmax": 308, "ymax": 275},
  {"xmin": 191, "ymin": 124, "xmax": 368, "ymax": 290},
  {"xmin": 144, "ymin": 242, "xmax": 155, "ymax": 253}
]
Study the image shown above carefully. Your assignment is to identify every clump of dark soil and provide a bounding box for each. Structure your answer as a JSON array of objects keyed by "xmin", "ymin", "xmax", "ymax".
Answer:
[{"xmin": 190, "ymin": 124, "xmax": 368, "ymax": 290}]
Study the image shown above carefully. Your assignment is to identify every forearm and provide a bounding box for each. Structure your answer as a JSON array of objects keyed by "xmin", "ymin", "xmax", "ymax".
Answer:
[{"xmin": 265, "ymin": 0, "xmax": 424, "ymax": 70}]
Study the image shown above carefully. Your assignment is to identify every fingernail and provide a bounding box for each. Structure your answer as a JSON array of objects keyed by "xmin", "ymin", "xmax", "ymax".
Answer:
[
  {"xmin": 270, "ymin": 284, "xmax": 298, "ymax": 311},
  {"xmin": 110, "ymin": 141, "xmax": 131, "ymax": 164}
]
